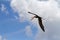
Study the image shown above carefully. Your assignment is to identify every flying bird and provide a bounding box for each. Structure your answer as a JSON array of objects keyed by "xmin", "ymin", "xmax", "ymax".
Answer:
[{"xmin": 28, "ymin": 12, "xmax": 45, "ymax": 32}]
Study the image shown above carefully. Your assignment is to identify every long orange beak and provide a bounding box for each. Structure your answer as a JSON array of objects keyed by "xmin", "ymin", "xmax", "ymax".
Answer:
[{"xmin": 31, "ymin": 16, "xmax": 35, "ymax": 20}]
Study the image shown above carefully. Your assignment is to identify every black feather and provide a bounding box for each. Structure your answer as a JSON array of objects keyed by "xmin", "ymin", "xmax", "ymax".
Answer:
[
  {"xmin": 28, "ymin": 12, "xmax": 37, "ymax": 15},
  {"xmin": 38, "ymin": 17, "xmax": 45, "ymax": 32}
]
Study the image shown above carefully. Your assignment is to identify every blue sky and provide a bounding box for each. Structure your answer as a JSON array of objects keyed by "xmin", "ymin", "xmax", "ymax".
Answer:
[
  {"xmin": 0, "ymin": 0, "xmax": 60, "ymax": 40},
  {"xmin": 0, "ymin": 0, "xmax": 37, "ymax": 40}
]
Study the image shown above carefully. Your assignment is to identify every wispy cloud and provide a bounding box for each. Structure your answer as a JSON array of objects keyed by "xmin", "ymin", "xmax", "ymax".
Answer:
[
  {"xmin": 3, "ymin": 37, "xmax": 7, "ymax": 40},
  {"xmin": 0, "ymin": 35, "xmax": 2, "ymax": 40},
  {"xmin": 4, "ymin": 25, "xmax": 33, "ymax": 37},
  {"xmin": 0, "ymin": 4, "xmax": 9, "ymax": 15},
  {"xmin": 0, "ymin": 35, "xmax": 7, "ymax": 40},
  {"xmin": 1, "ymin": 4, "xmax": 6, "ymax": 12},
  {"xmin": 25, "ymin": 26, "xmax": 33, "ymax": 37}
]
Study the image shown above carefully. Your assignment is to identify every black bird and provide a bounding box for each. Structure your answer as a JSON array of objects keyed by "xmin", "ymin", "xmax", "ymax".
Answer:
[{"xmin": 28, "ymin": 12, "xmax": 45, "ymax": 32}]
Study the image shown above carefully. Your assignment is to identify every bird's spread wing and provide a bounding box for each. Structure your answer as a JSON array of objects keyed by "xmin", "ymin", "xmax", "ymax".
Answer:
[
  {"xmin": 28, "ymin": 12, "xmax": 37, "ymax": 15},
  {"xmin": 38, "ymin": 18, "xmax": 45, "ymax": 32}
]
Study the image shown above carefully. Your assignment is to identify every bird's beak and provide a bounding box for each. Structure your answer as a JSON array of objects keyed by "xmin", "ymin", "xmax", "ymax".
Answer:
[{"xmin": 31, "ymin": 16, "xmax": 35, "ymax": 20}]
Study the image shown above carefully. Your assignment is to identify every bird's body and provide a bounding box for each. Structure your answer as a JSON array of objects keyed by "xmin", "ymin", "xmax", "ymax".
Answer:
[{"xmin": 28, "ymin": 12, "xmax": 45, "ymax": 32}]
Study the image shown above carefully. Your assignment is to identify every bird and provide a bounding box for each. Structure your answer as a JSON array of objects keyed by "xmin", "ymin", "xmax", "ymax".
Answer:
[{"xmin": 28, "ymin": 12, "xmax": 45, "ymax": 32}]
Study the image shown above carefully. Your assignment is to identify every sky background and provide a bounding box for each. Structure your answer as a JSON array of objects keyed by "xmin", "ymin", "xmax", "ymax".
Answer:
[{"xmin": 0, "ymin": 0, "xmax": 60, "ymax": 40}]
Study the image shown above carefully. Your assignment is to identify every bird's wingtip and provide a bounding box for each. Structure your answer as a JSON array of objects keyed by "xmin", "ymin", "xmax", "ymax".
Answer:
[{"xmin": 43, "ymin": 30, "xmax": 45, "ymax": 32}]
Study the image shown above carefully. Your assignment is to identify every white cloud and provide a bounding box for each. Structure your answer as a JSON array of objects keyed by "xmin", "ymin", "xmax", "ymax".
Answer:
[
  {"xmin": 0, "ymin": 35, "xmax": 6, "ymax": 40},
  {"xmin": 0, "ymin": 35, "xmax": 2, "ymax": 40},
  {"xmin": 1, "ymin": 4, "xmax": 9, "ymax": 15},
  {"xmin": 3, "ymin": 37, "xmax": 7, "ymax": 40},
  {"xmin": 25, "ymin": 26, "xmax": 33, "ymax": 37},
  {"xmin": 10, "ymin": 0, "xmax": 60, "ymax": 40},
  {"xmin": 1, "ymin": 4, "xmax": 6, "ymax": 12},
  {"xmin": 4, "ymin": 26, "xmax": 32, "ymax": 37},
  {"xmin": 10, "ymin": 0, "xmax": 60, "ymax": 22}
]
